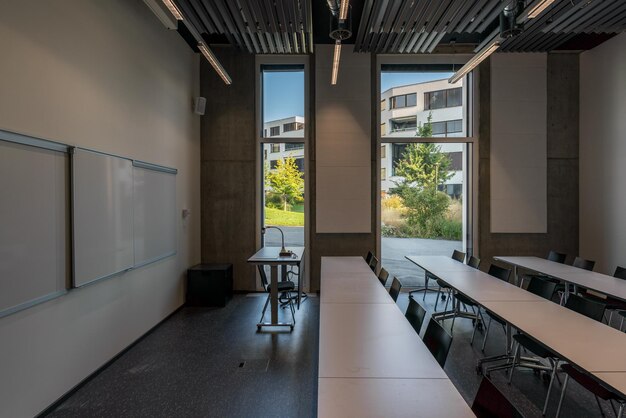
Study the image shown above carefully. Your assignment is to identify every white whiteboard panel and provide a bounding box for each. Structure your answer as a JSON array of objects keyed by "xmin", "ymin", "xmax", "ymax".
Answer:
[
  {"xmin": 133, "ymin": 165, "xmax": 176, "ymax": 266},
  {"xmin": 73, "ymin": 149, "xmax": 134, "ymax": 286},
  {"xmin": 0, "ymin": 140, "xmax": 68, "ymax": 316}
]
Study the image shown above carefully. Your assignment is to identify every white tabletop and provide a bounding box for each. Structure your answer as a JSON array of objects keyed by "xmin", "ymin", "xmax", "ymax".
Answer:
[
  {"xmin": 321, "ymin": 256, "xmax": 373, "ymax": 275},
  {"xmin": 482, "ymin": 301, "xmax": 626, "ymax": 373},
  {"xmin": 320, "ymin": 274, "xmax": 393, "ymax": 304},
  {"xmin": 495, "ymin": 256, "xmax": 626, "ymax": 302},
  {"xmin": 247, "ymin": 246, "xmax": 304, "ymax": 264},
  {"xmin": 318, "ymin": 378, "xmax": 474, "ymax": 418},
  {"xmin": 407, "ymin": 255, "xmax": 476, "ymax": 273},
  {"xmin": 319, "ymin": 303, "xmax": 447, "ymax": 379},
  {"xmin": 591, "ymin": 372, "xmax": 626, "ymax": 398}
]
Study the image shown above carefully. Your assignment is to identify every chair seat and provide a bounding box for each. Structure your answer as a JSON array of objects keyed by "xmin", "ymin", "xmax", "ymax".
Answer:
[
  {"xmin": 561, "ymin": 364, "xmax": 621, "ymax": 401},
  {"xmin": 435, "ymin": 278, "xmax": 450, "ymax": 289},
  {"xmin": 486, "ymin": 310, "xmax": 506, "ymax": 325},
  {"xmin": 580, "ymin": 291, "xmax": 626, "ymax": 311},
  {"xmin": 267, "ymin": 280, "xmax": 295, "ymax": 292},
  {"xmin": 456, "ymin": 292, "xmax": 478, "ymax": 307},
  {"xmin": 513, "ymin": 334, "xmax": 555, "ymax": 359}
]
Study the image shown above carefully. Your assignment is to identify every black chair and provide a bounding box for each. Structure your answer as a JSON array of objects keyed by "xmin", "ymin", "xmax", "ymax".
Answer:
[
  {"xmin": 378, "ymin": 268, "xmax": 389, "ymax": 287},
  {"xmin": 389, "ymin": 277, "xmax": 402, "ymax": 302},
  {"xmin": 405, "ymin": 297, "xmax": 427, "ymax": 335},
  {"xmin": 433, "ymin": 250, "xmax": 466, "ymax": 311},
  {"xmin": 572, "ymin": 256, "xmax": 595, "ymax": 271},
  {"xmin": 556, "ymin": 363, "xmax": 625, "ymax": 418},
  {"xmin": 467, "ymin": 255, "xmax": 481, "ymax": 269},
  {"xmin": 521, "ymin": 250, "xmax": 567, "ymax": 287},
  {"xmin": 472, "ymin": 377, "xmax": 524, "ymax": 418},
  {"xmin": 580, "ymin": 266, "xmax": 626, "ymax": 326},
  {"xmin": 369, "ymin": 255, "xmax": 379, "ymax": 273},
  {"xmin": 410, "ymin": 250, "xmax": 465, "ymax": 302},
  {"xmin": 257, "ymin": 265, "xmax": 295, "ymax": 325},
  {"xmin": 423, "ymin": 318, "xmax": 453, "ymax": 368},
  {"xmin": 507, "ymin": 279, "xmax": 559, "ymax": 415},
  {"xmin": 509, "ymin": 292, "xmax": 605, "ymax": 415},
  {"xmin": 364, "ymin": 251, "xmax": 374, "ymax": 265}
]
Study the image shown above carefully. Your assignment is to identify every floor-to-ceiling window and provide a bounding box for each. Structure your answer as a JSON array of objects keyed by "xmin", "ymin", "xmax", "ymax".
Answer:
[
  {"xmin": 257, "ymin": 59, "xmax": 309, "ymax": 290},
  {"xmin": 378, "ymin": 62, "xmax": 476, "ymax": 288}
]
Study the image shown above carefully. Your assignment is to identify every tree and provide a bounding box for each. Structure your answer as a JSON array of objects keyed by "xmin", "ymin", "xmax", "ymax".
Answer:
[
  {"xmin": 265, "ymin": 156, "xmax": 304, "ymax": 211},
  {"xmin": 389, "ymin": 111, "xmax": 453, "ymax": 238}
]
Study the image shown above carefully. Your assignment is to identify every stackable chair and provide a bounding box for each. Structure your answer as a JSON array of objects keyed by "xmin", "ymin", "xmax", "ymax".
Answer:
[
  {"xmin": 445, "ymin": 256, "xmax": 484, "ymax": 338},
  {"xmin": 422, "ymin": 318, "xmax": 453, "ymax": 368},
  {"xmin": 509, "ymin": 293, "xmax": 605, "ymax": 415},
  {"xmin": 579, "ymin": 265, "xmax": 626, "ymax": 327},
  {"xmin": 520, "ymin": 250, "xmax": 567, "ymax": 288},
  {"xmin": 365, "ymin": 251, "xmax": 374, "ymax": 266},
  {"xmin": 389, "ymin": 277, "xmax": 402, "ymax": 302},
  {"xmin": 409, "ymin": 250, "xmax": 465, "ymax": 302},
  {"xmin": 378, "ymin": 268, "xmax": 390, "ymax": 287},
  {"xmin": 405, "ymin": 297, "xmax": 427, "ymax": 335},
  {"xmin": 369, "ymin": 255, "xmax": 379, "ymax": 273},
  {"xmin": 256, "ymin": 265, "xmax": 295, "ymax": 325},
  {"xmin": 471, "ymin": 377, "xmax": 524, "ymax": 418},
  {"xmin": 556, "ymin": 363, "xmax": 625, "ymax": 418}
]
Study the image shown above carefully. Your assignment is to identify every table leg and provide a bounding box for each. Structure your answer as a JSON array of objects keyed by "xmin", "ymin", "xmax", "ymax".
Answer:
[
  {"xmin": 513, "ymin": 265, "xmax": 519, "ymax": 287},
  {"xmin": 270, "ymin": 265, "xmax": 278, "ymax": 324},
  {"xmin": 297, "ymin": 261, "xmax": 302, "ymax": 309}
]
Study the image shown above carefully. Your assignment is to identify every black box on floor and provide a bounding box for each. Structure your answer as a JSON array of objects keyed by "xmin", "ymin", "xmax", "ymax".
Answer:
[{"xmin": 186, "ymin": 264, "xmax": 233, "ymax": 307}]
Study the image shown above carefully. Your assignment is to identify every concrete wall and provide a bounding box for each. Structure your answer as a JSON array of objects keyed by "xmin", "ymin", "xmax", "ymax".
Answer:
[
  {"xmin": 200, "ymin": 47, "xmax": 257, "ymax": 290},
  {"xmin": 478, "ymin": 53, "xmax": 579, "ymax": 265},
  {"xmin": 580, "ymin": 33, "xmax": 626, "ymax": 274},
  {"xmin": 0, "ymin": 1, "xmax": 200, "ymax": 416}
]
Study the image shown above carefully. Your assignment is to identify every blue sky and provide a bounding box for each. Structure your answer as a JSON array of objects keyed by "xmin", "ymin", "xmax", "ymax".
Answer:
[
  {"xmin": 380, "ymin": 72, "xmax": 453, "ymax": 92},
  {"xmin": 263, "ymin": 71, "xmax": 305, "ymax": 123},
  {"xmin": 263, "ymin": 70, "xmax": 453, "ymax": 122}
]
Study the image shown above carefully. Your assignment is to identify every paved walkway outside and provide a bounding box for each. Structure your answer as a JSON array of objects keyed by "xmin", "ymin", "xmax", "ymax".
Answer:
[{"xmin": 264, "ymin": 226, "xmax": 461, "ymax": 288}]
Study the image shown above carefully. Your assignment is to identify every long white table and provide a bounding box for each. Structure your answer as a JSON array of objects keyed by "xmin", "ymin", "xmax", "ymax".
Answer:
[
  {"xmin": 495, "ymin": 256, "xmax": 626, "ymax": 302},
  {"xmin": 407, "ymin": 255, "xmax": 626, "ymax": 398},
  {"xmin": 318, "ymin": 256, "xmax": 474, "ymax": 417}
]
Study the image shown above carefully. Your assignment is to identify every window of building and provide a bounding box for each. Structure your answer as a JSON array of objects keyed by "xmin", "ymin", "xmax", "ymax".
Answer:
[
  {"xmin": 271, "ymin": 144, "xmax": 280, "ymax": 153},
  {"xmin": 381, "ymin": 167, "xmax": 387, "ymax": 180},
  {"xmin": 381, "ymin": 99, "xmax": 386, "ymax": 110},
  {"xmin": 285, "ymin": 143, "xmax": 304, "ymax": 151},
  {"xmin": 283, "ymin": 122, "xmax": 304, "ymax": 133},
  {"xmin": 270, "ymin": 160, "xmax": 278, "ymax": 169},
  {"xmin": 295, "ymin": 158, "xmax": 305, "ymax": 172},
  {"xmin": 270, "ymin": 126, "xmax": 280, "ymax": 136},
  {"xmin": 430, "ymin": 119, "xmax": 463, "ymax": 137},
  {"xmin": 381, "ymin": 123, "xmax": 386, "ymax": 137},
  {"xmin": 390, "ymin": 93, "xmax": 417, "ymax": 109},
  {"xmin": 390, "ymin": 117, "xmax": 417, "ymax": 133},
  {"xmin": 381, "ymin": 145, "xmax": 386, "ymax": 159},
  {"xmin": 424, "ymin": 87, "xmax": 462, "ymax": 110}
]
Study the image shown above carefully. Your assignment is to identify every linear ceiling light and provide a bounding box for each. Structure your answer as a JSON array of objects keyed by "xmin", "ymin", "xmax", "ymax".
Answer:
[
  {"xmin": 161, "ymin": 0, "xmax": 184, "ymax": 20},
  {"xmin": 526, "ymin": 0, "xmax": 556, "ymax": 18},
  {"xmin": 339, "ymin": 0, "xmax": 350, "ymax": 20},
  {"xmin": 198, "ymin": 43, "xmax": 232, "ymax": 85},
  {"xmin": 331, "ymin": 41, "xmax": 342, "ymax": 85},
  {"xmin": 448, "ymin": 37, "xmax": 501, "ymax": 84}
]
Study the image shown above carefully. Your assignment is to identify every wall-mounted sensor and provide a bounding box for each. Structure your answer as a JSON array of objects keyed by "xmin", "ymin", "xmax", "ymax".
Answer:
[{"xmin": 193, "ymin": 97, "xmax": 206, "ymax": 115}]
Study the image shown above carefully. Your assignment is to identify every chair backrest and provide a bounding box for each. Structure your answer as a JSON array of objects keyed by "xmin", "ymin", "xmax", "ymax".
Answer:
[
  {"xmin": 471, "ymin": 377, "xmax": 524, "ymax": 418},
  {"xmin": 365, "ymin": 251, "xmax": 374, "ymax": 265},
  {"xmin": 565, "ymin": 294, "xmax": 606, "ymax": 322},
  {"xmin": 572, "ymin": 256, "xmax": 595, "ymax": 271},
  {"xmin": 378, "ymin": 268, "xmax": 389, "ymax": 287},
  {"xmin": 405, "ymin": 297, "xmax": 427, "ymax": 335},
  {"xmin": 452, "ymin": 249, "xmax": 466, "ymax": 263},
  {"xmin": 369, "ymin": 255, "xmax": 379, "ymax": 273},
  {"xmin": 389, "ymin": 277, "xmax": 402, "ymax": 302},
  {"xmin": 257, "ymin": 265, "xmax": 269, "ymax": 291},
  {"xmin": 614, "ymin": 266, "xmax": 626, "ymax": 280},
  {"xmin": 547, "ymin": 250, "xmax": 567, "ymax": 264},
  {"xmin": 526, "ymin": 277, "xmax": 558, "ymax": 300},
  {"xmin": 467, "ymin": 256, "xmax": 481, "ymax": 269},
  {"xmin": 488, "ymin": 264, "xmax": 511, "ymax": 282},
  {"xmin": 423, "ymin": 318, "xmax": 453, "ymax": 368}
]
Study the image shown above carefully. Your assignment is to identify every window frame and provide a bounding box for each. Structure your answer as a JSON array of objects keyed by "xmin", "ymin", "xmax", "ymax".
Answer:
[
  {"xmin": 255, "ymin": 55, "xmax": 310, "ymax": 292},
  {"xmin": 376, "ymin": 54, "xmax": 479, "ymax": 261}
]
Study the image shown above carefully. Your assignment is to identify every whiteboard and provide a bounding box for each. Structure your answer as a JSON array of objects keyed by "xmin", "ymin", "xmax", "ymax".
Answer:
[
  {"xmin": 73, "ymin": 149, "xmax": 134, "ymax": 287},
  {"xmin": 0, "ymin": 140, "xmax": 68, "ymax": 316},
  {"xmin": 133, "ymin": 163, "xmax": 176, "ymax": 266}
]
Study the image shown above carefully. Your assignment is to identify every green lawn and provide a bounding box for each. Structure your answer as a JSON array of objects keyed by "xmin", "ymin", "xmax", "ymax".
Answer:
[{"xmin": 265, "ymin": 207, "xmax": 304, "ymax": 227}]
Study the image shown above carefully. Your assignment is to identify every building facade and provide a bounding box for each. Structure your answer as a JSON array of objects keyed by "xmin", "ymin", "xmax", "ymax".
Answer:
[{"xmin": 263, "ymin": 116, "xmax": 305, "ymax": 172}]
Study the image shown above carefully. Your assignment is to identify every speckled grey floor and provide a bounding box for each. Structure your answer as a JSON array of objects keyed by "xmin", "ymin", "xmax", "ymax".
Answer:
[{"xmin": 47, "ymin": 291, "xmax": 618, "ymax": 418}]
